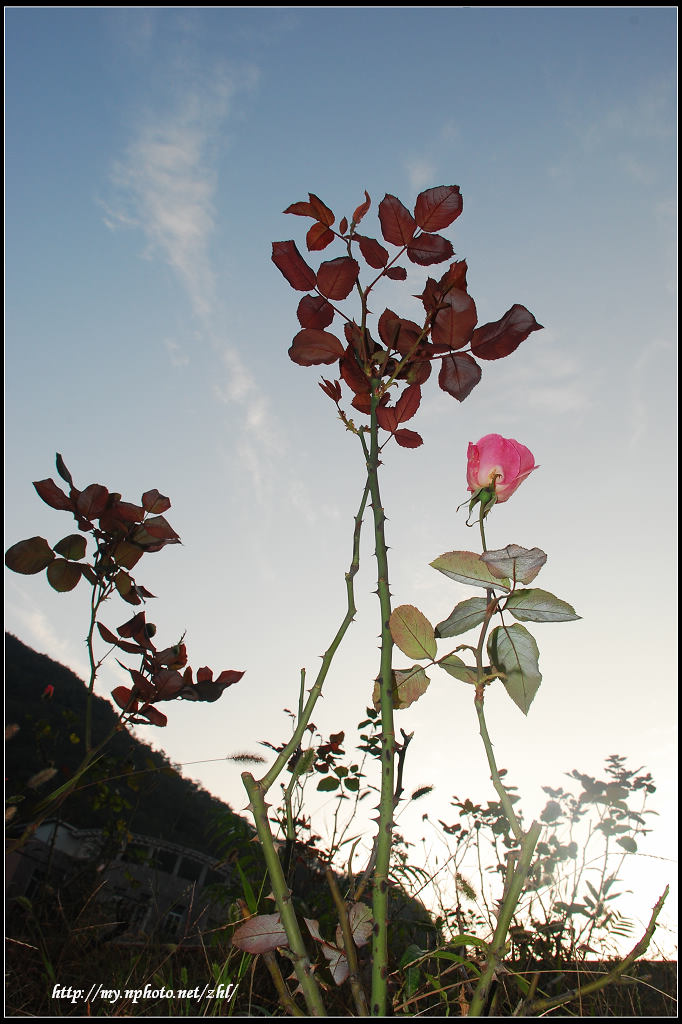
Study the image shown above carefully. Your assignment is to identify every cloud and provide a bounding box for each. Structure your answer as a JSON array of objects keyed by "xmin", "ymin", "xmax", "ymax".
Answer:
[
  {"xmin": 106, "ymin": 95, "xmax": 224, "ymax": 320},
  {"xmin": 405, "ymin": 158, "xmax": 437, "ymax": 191},
  {"xmin": 102, "ymin": 53, "xmax": 286, "ymax": 493}
]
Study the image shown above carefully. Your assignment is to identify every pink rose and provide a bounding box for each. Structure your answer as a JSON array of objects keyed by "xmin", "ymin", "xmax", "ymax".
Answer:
[{"xmin": 467, "ymin": 434, "xmax": 537, "ymax": 504}]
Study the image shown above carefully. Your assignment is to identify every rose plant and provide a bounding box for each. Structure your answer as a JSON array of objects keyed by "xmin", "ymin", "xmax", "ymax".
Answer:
[
  {"xmin": 6, "ymin": 183, "xmax": 670, "ymax": 1017},
  {"xmin": 233, "ymin": 185, "xmax": 668, "ymax": 1017}
]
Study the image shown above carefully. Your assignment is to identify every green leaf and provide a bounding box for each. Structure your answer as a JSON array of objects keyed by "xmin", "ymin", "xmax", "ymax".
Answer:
[
  {"xmin": 481, "ymin": 545, "xmax": 547, "ymax": 585},
  {"xmin": 46, "ymin": 559, "xmax": 82, "ymax": 592},
  {"xmin": 436, "ymin": 597, "xmax": 488, "ymax": 637},
  {"xmin": 343, "ymin": 777, "xmax": 360, "ymax": 792},
  {"xmin": 437, "ymin": 655, "xmax": 478, "ymax": 685},
  {"xmin": 53, "ymin": 534, "xmax": 87, "ymax": 561},
  {"xmin": 5, "ymin": 536, "xmax": 55, "ymax": 574},
  {"xmin": 430, "ymin": 551, "xmax": 510, "ymax": 591},
  {"xmin": 616, "ymin": 836, "xmax": 638, "ymax": 853},
  {"xmin": 506, "ymin": 588, "xmax": 581, "ymax": 623},
  {"xmin": 389, "ymin": 605, "xmax": 437, "ymax": 659},
  {"xmin": 488, "ymin": 623, "xmax": 542, "ymax": 715},
  {"xmin": 317, "ymin": 776, "xmax": 341, "ymax": 792}
]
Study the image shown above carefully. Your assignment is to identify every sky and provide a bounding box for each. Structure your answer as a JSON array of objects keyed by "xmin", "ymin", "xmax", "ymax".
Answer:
[{"xmin": 5, "ymin": 8, "xmax": 677, "ymax": 956}]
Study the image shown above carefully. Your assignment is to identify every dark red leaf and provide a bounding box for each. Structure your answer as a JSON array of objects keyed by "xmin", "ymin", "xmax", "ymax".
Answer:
[
  {"xmin": 130, "ymin": 516, "xmax": 181, "ymax": 551},
  {"xmin": 319, "ymin": 378, "xmax": 342, "ymax": 402},
  {"xmin": 112, "ymin": 540, "xmax": 144, "ymax": 571},
  {"xmin": 439, "ymin": 259, "xmax": 469, "ymax": 294},
  {"xmin": 402, "ymin": 359, "xmax": 432, "ymax": 386},
  {"xmin": 414, "ymin": 185, "xmax": 463, "ymax": 232},
  {"xmin": 438, "ymin": 352, "xmax": 482, "ymax": 401},
  {"xmin": 55, "ymin": 453, "xmax": 74, "ymax": 487},
  {"xmin": 142, "ymin": 489, "xmax": 171, "ymax": 514},
  {"xmin": 289, "ymin": 329, "xmax": 345, "ymax": 366},
  {"xmin": 137, "ymin": 704, "xmax": 167, "ymax": 727},
  {"xmin": 283, "ymin": 200, "xmax": 316, "ymax": 217},
  {"xmin": 385, "ymin": 266, "xmax": 407, "ymax": 280},
  {"xmin": 47, "ymin": 559, "xmax": 82, "ymax": 592},
  {"xmin": 406, "ymin": 233, "xmax": 454, "ymax": 266},
  {"xmin": 378, "ymin": 194, "xmax": 416, "ymax": 246},
  {"xmin": 112, "ymin": 686, "xmax": 137, "ymax": 712},
  {"xmin": 339, "ymin": 216, "xmax": 348, "ymax": 234},
  {"xmin": 307, "ymin": 193, "xmax": 335, "ymax": 227},
  {"xmin": 394, "ymin": 429, "xmax": 423, "ymax": 448},
  {"xmin": 5, "ymin": 536, "xmax": 56, "ymax": 574},
  {"xmin": 99, "ymin": 499, "xmax": 145, "ymax": 533},
  {"xmin": 297, "ymin": 295, "xmax": 335, "ymax": 330},
  {"xmin": 376, "ymin": 405, "xmax": 399, "ymax": 433},
  {"xmin": 97, "ymin": 622, "xmax": 120, "ymax": 646},
  {"xmin": 355, "ymin": 235, "xmax": 388, "ymax": 269},
  {"xmin": 76, "ymin": 484, "xmax": 110, "ymax": 520},
  {"xmin": 316, "ymin": 257, "xmax": 360, "ymax": 300},
  {"xmin": 431, "ymin": 289, "xmax": 478, "ymax": 350},
  {"xmin": 115, "ymin": 571, "xmax": 141, "ymax": 604},
  {"xmin": 272, "ymin": 240, "xmax": 317, "ymax": 291},
  {"xmin": 340, "ymin": 348, "xmax": 371, "ymax": 395},
  {"xmin": 214, "ymin": 669, "xmax": 245, "ymax": 687},
  {"xmin": 141, "ymin": 516, "xmax": 180, "ymax": 542},
  {"xmin": 351, "ymin": 393, "xmax": 372, "ymax": 415},
  {"xmin": 306, "ymin": 222, "xmax": 335, "ymax": 251},
  {"xmin": 352, "ymin": 190, "xmax": 371, "ymax": 225},
  {"xmin": 395, "ymin": 384, "xmax": 422, "ymax": 424},
  {"xmin": 33, "ymin": 478, "xmax": 73, "ymax": 512},
  {"xmin": 117, "ymin": 612, "xmax": 151, "ymax": 645},
  {"xmin": 152, "ymin": 669, "xmax": 185, "ymax": 700},
  {"xmin": 378, "ymin": 311, "xmax": 422, "ymax": 356},
  {"xmin": 471, "ymin": 304, "xmax": 544, "ymax": 360},
  {"xmin": 128, "ymin": 668, "xmax": 156, "ymax": 701}
]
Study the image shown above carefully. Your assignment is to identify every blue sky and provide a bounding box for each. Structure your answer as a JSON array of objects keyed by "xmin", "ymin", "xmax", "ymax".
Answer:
[{"xmin": 5, "ymin": 8, "xmax": 676, "ymax": 953}]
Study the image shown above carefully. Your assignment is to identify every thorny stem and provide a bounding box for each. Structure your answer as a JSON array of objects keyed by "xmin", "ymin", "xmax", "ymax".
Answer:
[
  {"xmin": 362, "ymin": 388, "xmax": 396, "ymax": 1017},
  {"xmin": 239, "ymin": 474, "xmax": 371, "ymax": 1016},
  {"xmin": 242, "ymin": 773, "xmax": 325, "ymax": 1017}
]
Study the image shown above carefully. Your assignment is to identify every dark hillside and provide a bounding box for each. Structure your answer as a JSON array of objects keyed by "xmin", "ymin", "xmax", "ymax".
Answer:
[{"xmin": 5, "ymin": 632, "xmax": 252, "ymax": 858}]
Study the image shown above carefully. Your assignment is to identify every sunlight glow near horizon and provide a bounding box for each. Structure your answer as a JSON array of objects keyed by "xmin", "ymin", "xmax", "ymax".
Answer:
[{"xmin": 5, "ymin": 7, "xmax": 677, "ymax": 958}]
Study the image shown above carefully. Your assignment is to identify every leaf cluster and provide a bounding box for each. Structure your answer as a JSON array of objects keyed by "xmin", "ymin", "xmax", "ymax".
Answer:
[
  {"xmin": 387, "ymin": 545, "xmax": 580, "ymax": 716},
  {"xmin": 273, "ymin": 186, "xmax": 542, "ymax": 448}
]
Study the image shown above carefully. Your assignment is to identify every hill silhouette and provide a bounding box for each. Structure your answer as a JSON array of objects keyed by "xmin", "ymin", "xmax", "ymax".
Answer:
[{"xmin": 5, "ymin": 632, "xmax": 253, "ymax": 860}]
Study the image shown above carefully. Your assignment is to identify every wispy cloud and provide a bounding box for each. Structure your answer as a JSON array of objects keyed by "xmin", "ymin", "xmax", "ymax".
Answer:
[
  {"xmin": 405, "ymin": 158, "xmax": 437, "ymax": 191},
  {"xmin": 104, "ymin": 85, "xmax": 231, "ymax": 320},
  {"xmin": 101, "ymin": 48, "xmax": 287, "ymax": 493}
]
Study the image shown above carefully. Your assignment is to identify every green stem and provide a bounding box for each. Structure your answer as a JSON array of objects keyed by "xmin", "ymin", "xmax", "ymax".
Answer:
[
  {"xmin": 241, "ymin": 773, "xmax": 326, "ymax": 1017},
  {"xmin": 468, "ymin": 822, "xmax": 541, "ymax": 1016},
  {"xmin": 468, "ymin": 501, "xmax": 541, "ymax": 1015},
  {"xmin": 474, "ymin": 697, "xmax": 524, "ymax": 845},
  {"xmin": 238, "ymin": 474, "xmax": 371, "ymax": 1016},
  {"xmin": 363, "ymin": 389, "xmax": 396, "ymax": 1017}
]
